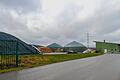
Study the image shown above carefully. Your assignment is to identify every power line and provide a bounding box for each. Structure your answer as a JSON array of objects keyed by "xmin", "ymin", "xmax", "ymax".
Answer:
[{"xmin": 86, "ymin": 32, "xmax": 95, "ymax": 48}]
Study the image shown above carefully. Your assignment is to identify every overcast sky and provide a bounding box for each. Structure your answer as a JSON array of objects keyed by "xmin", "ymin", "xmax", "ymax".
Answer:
[{"xmin": 0, "ymin": 0, "xmax": 120, "ymax": 47}]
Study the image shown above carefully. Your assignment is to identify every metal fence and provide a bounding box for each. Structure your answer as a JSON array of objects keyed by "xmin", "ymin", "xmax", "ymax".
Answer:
[{"xmin": 0, "ymin": 40, "xmax": 19, "ymax": 69}]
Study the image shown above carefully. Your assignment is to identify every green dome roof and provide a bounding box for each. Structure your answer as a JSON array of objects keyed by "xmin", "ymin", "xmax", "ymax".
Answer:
[
  {"xmin": 64, "ymin": 41, "xmax": 86, "ymax": 47},
  {"xmin": 0, "ymin": 32, "xmax": 38, "ymax": 54},
  {"xmin": 47, "ymin": 43, "xmax": 62, "ymax": 48}
]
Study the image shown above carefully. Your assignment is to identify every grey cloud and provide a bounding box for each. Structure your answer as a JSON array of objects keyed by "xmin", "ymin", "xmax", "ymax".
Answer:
[
  {"xmin": 0, "ymin": 10, "xmax": 42, "ymax": 44},
  {"xmin": 0, "ymin": 0, "xmax": 120, "ymax": 47},
  {"xmin": 50, "ymin": 0, "xmax": 120, "ymax": 46},
  {"xmin": 0, "ymin": 0, "xmax": 41, "ymax": 13},
  {"xmin": 55, "ymin": 4, "xmax": 83, "ymax": 39},
  {"xmin": 88, "ymin": 1, "xmax": 120, "ymax": 36}
]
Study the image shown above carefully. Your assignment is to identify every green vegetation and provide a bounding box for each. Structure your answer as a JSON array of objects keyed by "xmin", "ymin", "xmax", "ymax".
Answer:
[
  {"xmin": 0, "ymin": 53, "xmax": 103, "ymax": 73},
  {"xmin": 0, "ymin": 68, "xmax": 19, "ymax": 73}
]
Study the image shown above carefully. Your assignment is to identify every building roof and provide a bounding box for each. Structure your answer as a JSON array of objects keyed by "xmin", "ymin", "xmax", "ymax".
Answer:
[
  {"xmin": 94, "ymin": 41, "xmax": 120, "ymax": 45},
  {"xmin": 31, "ymin": 44, "xmax": 44, "ymax": 48},
  {"xmin": 47, "ymin": 43, "xmax": 62, "ymax": 48},
  {"xmin": 64, "ymin": 41, "xmax": 86, "ymax": 47},
  {"xmin": 0, "ymin": 32, "xmax": 38, "ymax": 54}
]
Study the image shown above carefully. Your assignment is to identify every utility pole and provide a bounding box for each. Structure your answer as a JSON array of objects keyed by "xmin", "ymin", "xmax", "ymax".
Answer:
[{"xmin": 87, "ymin": 32, "xmax": 90, "ymax": 49}]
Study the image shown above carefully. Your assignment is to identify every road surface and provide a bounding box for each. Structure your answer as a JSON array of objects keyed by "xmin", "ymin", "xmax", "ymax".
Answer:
[{"xmin": 1, "ymin": 54, "xmax": 120, "ymax": 80}]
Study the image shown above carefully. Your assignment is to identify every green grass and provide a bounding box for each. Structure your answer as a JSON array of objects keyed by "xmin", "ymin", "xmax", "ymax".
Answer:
[
  {"xmin": 0, "ymin": 68, "xmax": 16, "ymax": 73},
  {"xmin": 0, "ymin": 53, "xmax": 103, "ymax": 73}
]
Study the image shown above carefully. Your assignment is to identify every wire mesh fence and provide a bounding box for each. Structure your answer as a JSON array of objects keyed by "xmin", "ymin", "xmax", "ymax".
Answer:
[{"xmin": 0, "ymin": 40, "xmax": 19, "ymax": 70}]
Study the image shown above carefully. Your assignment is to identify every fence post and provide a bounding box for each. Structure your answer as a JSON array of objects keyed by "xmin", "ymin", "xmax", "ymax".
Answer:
[{"xmin": 16, "ymin": 41, "xmax": 19, "ymax": 67}]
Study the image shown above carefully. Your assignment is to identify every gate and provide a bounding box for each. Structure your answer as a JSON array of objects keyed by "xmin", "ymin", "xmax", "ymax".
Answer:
[{"xmin": 0, "ymin": 40, "xmax": 19, "ymax": 69}]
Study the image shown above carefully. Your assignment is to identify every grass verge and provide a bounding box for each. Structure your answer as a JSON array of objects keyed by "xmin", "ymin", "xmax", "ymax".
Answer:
[{"xmin": 0, "ymin": 53, "xmax": 103, "ymax": 73}]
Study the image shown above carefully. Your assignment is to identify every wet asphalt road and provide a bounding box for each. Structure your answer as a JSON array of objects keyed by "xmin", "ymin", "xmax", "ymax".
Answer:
[{"xmin": 1, "ymin": 54, "xmax": 120, "ymax": 80}]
